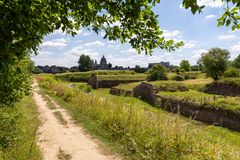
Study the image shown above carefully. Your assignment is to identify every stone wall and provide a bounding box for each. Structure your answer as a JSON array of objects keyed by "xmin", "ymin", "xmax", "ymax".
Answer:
[
  {"xmin": 87, "ymin": 75, "xmax": 144, "ymax": 89},
  {"xmin": 156, "ymin": 95, "xmax": 240, "ymax": 131},
  {"xmin": 109, "ymin": 87, "xmax": 133, "ymax": 96},
  {"xmin": 109, "ymin": 82, "xmax": 240, "ymax": 132},
  {"xmin": 204, "ymin": 82, "xmax": 240, "ymax": 96}
]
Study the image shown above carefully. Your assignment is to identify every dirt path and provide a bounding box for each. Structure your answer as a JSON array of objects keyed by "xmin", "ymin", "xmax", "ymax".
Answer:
[{"xmin": 32, "ymin": 80, "xmax": 119, "ymax": 160}]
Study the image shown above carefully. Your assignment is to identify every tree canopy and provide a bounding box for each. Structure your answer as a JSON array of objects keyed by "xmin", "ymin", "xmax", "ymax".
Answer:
[
  {"xmin": 200, "ymin": 48, "xmax": 230, "ymax": 80},
  {"xmin": 180, "ymin": 60, "xmax": 191, "ymax": 72},
  {"xmin": 147, "ymin": 64, "xmax": 168, "ymax": 81},
  {"xmin": 78, "ymin": 54, "xmax": 93, "ymax": 72},
  {"xmin": 232, "ymin": 55, "xmax": 240, "ymax": 68}
]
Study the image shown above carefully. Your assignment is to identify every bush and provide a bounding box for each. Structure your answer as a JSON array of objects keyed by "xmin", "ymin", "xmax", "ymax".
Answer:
[
  {"xmin": 78, "ymin": 84, "xmax": 92, "ymax": 93},
  {"xmin": 223, "ymin": 68, "xmax": 240, "ymax": 78},
  {"xmin": 0, "ymin": 107, "xmax": 21, "ymax": 149},
  {"xmin": 172, "ymin": 75, "xmax": 185, "ymax": 81},
  {"xmin": 147, "ymin": 64, "xmax": 168, "ymax": 81}
]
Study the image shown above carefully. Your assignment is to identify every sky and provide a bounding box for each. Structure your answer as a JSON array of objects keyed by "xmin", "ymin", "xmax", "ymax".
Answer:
[{"xmin": 32, "ymin": 0, "xmax": 240, "ymax": 68}]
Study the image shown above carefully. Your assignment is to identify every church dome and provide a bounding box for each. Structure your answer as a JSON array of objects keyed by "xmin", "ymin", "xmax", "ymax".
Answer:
[{"xmin": 100, "ymin": 55, "xmax": 107, "ymax": 65}]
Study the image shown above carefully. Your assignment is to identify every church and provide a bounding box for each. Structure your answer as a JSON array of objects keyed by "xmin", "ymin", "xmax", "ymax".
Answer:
[{"xmin": 93, "ymin": 55, "xmax": 109, "ymax": 70}]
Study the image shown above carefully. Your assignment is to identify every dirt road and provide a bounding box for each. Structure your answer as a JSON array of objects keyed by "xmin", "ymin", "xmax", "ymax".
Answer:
[{"xmin": 32, "ymin": 81, "xmax": 118, "ymax": 160}]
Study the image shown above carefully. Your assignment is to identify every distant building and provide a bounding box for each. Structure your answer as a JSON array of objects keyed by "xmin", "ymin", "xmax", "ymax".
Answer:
[
  {"xmin": 99, "ymin": 55, "xmax": 108, "ymax": 69},
  {"xmin": 93, "ymin": 55, "xmax": 109, "ymax": 70},
  {"xmin": 148, "ymin": 61, "xmax": 171, "ymax": 69}
]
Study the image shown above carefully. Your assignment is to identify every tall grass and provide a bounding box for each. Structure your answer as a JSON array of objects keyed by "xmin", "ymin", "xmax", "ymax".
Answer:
[
  {"xmin": 0, "ymin": 95, "xmax": 41, "ymax": 159},
  {"xmin": 159, "ymin": 90, "xmax": 240, "ymax": 112},
  {"xmin": 54, "ymin": 70, "xmax": 138, "ymax": 82},
  {"xmin": 38, "ymin": 76, "xmax": 240, "ymax": 159}
]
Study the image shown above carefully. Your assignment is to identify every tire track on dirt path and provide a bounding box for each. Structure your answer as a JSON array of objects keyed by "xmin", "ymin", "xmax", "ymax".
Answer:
[{"xmin": 32, "ymin": 80, "xmax": 119, "ymax": 160}]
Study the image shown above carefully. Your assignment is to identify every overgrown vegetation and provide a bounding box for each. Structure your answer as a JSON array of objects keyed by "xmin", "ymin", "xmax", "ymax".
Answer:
[
  {"xmin": 147, "ymin": 64, "xmax": 168, "ymax": 81},
  {"xmin": 199, "ymin": 48, "xmax": 230, "ymax": 80},
  {"xmin": 38, "ymin": 75, "xmax": 240, "ymax": 159},
  {"xmin": 0, "ymin": 95, "xmax": 41, "ymax": 159},
  {"xmin": 158, "ymin": 90, "xmax": 240, "ymax": 112},
  {"xmin": 55, "ymin": 70, "xmax": 137, "ymax": 82},
  {"xmin": 0, "ymin": 57, "xmax": 33, "ymax": 107}
]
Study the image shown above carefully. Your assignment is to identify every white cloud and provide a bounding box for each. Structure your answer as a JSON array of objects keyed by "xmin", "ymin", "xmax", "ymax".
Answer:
[
  {"xmin": 84, "ymin": 40, "xmax": 105, "ymax": 47},
  {"xmin": 66, "ymin": 46, "xmax": 99, "ymax": 58},
  {"xmin": 231, "ymin": 43, "xmax": 240, "ymax": 52},
  {"xmin": 83, "ymin": 32, "xmax": 91, "ymax": 36},
  {"xmin": 192, "ymin": 49, "xmax": 208, "ymax": 58},
  {"xmin": 40, "ymin": 38, "xmax": 69, "ymax": 48},
  {"xmin": 108, "ymin": 44, "xmax": 120, "ymax": 49},
  {"xmin": 183, "ymin": 41, "xmax": 197, "ymax": 49},
  {"xmin": 197, "ymin": 0, "xmax": 224, "ymax": 8},
  {"xmin": 120, "ymin": 48, "xmax": 137, "ymax": 53},
  {"xmin": 218, "ymin": 34, "xmax": 237, "ymax": 40},
  {"xmin": 163, "ymin": 30, "xmax": 181, "ymax": 39},
  {"xmin": 180, "ymin": 0, "xmax": 223, "ymax": 9},
  {"xmin": 205, "ymin": 14, "xmax": 216, "ymax": 20},
  {"xmin": 108, "ymin": 40, "xmax": 117, "ymax": 44}
]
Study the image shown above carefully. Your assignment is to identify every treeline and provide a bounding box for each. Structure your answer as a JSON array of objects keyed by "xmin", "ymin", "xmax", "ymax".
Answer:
[{"xmin": 33, "ymin": 65, "xmax": 79, "ymax": 74}]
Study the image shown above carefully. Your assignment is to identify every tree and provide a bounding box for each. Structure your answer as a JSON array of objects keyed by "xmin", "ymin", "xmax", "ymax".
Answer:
[
  {"xmin": 180, "ymin": 60, "xmax": 191, "ymax": 72},
  {"xmin": 200, "ymin": 48, "xmax": 230, "ymax": 80},
  {"xmin": 134, "ymin": 65, "xmax": 147, "ymax": 73},
  {"xmin": 70, "ymin": 66, "xmax": 79, "ymax": 72},
  {"xmin": 108, "ymin": 63, "xmax": 112, "ymax": 69},
  {"xmin": 147, "ymin": 64, "xmax": 168, "ymax": 81},
  {"xmin": 232, "ymin": 55, "xmax": 240, "ymax": 68},
  {"xmin": 182, "ymin": 0, "xmax": 240, "ymax": 30},
  {"xmin": 78, "ymin": 55, "xmax": 93, "ymax": 72},
  {"xmin": 191, "ymin": 65, "xmax": 199, "ymax": 71}
]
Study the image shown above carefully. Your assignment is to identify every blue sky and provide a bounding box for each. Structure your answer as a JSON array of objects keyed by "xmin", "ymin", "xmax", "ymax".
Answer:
[{"xmin": 32, "ymin": 0, "xmax": 240, "ymax": 68}]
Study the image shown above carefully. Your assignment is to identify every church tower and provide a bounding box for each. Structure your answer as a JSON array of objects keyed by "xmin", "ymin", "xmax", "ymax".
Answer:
[{"xmin": 99, "ymin": 55, "xmax": 108, "ymax": 69}]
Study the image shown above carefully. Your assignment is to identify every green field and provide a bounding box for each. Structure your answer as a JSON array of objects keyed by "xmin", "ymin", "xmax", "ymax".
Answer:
[
  {"xmin": 38, "ymin": 75, "xmax": 240, "ymax": 159},
  {"xmin": 117, "ymin": 78, "xmax": 213, "ymax": 90},
  {"xmin": 158, "ymin": 90, "xmax": 240, "ymax": 112},
  {"xmin": 96, "ymin": 74, "xmax": 146, "ymax": 81},
  {"xmin": 55, "ymin": 70, "xmax": 138, "ymax": 82}
]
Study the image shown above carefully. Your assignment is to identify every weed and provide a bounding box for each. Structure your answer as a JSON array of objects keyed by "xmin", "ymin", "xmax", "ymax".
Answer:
[
  {"xmin": 57, "ymin": 148, "xmax": 72, "ymax": 160},
  {"xmin": 53, "ymin": 111, "xmax": 67, "ymax": 126}
]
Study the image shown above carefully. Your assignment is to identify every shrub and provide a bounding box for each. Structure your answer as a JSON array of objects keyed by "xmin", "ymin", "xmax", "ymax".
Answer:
[
  {"xmin": 63, "ymin": 89, "xmax": 76, "ymax": 101},
  {"xmin": 78, "ymin": 84, "xmax": 92, "ymax": 93},
  {"xmin": 180, "ymin": 60, "xmax": 191, "ymax": 71},
  {"xmin": 184, "ymin": 74, "xmax": 190, "ymax": 80},
  {"xmin": 147, "ymin": 64, "xmax": 168, "ymax": 81},
  {"xmin": 172, "ymin": 75, "xmax": 184, "ymax": 81},
  {"xmin": 0, "ymin": 107, "xmax": 21, "ymax": 149},
  {"xmin": 223, "ymin": 68, "xmax": 240, "ymax": 78}
]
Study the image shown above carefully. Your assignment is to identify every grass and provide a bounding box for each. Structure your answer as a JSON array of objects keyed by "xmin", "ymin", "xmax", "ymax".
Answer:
[
  {"xmin": 42, "ymin": 94, "xmax": 57, "ymax": 109},
  {"xmin": 117, "ymin": 78, "xmax": 212, "ymax": 91},
  {"xmin": 97, "ymin": 74, "xmax": 146, "ymax": 81},
  {"xmin": 0, "ymin": 95, "xmax": 42, "ymax": 160},
  {"xmin": 158, "ymin": 90, "xmax": 240, "ymax": 112},
  {"xmin": 54, "ymin": 70, "xmax": 138, "ymax": 82},
  {"xmin": 57, "ymin": 148, "xmax": 72, "ymax": 160},
  {"xmin": 38, "ymin": 75, "xmax": 240, "ymax": 159},
  {"xmin": 53, "ymin": 111, "xmax": 68, "ymax": 126}
]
